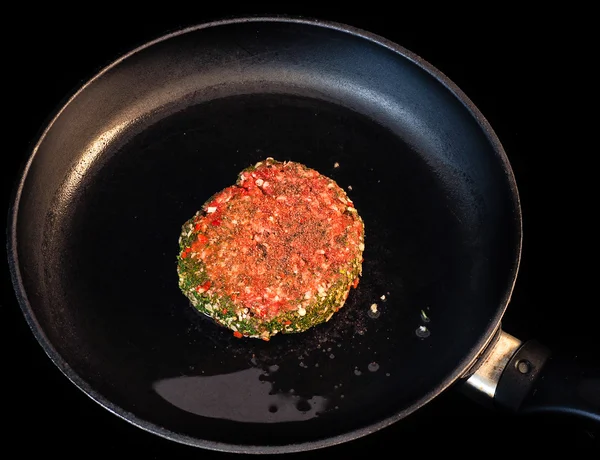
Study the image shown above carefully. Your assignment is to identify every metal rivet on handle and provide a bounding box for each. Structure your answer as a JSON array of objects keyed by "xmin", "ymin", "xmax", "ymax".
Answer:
[{"xmin": 516, "ymin": 359, "xmax": 532, "ymax": 374}]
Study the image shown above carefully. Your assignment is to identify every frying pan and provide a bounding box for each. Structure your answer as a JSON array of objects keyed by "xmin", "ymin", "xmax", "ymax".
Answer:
[{"xmin": 6, "ymin": 16, "xmax": 599, "ymax": 454}]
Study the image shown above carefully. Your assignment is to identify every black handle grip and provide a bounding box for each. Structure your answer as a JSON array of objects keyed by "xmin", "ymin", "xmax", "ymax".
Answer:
[
  {"xmin": 495, "ymin": 340, "xmax": 600, "ymax": 422},
  {"xmin": 520, "ymin": 354, "xmax": 600, "ymax": 421}
]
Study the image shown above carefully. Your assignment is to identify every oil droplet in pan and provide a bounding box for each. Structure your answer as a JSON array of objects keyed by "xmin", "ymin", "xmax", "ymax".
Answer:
[
  {"xmin": 368, "ymin": 362, "xmax": 379, "ymax": 372},
  {"xmin": 296, "ymin": 400, "xmax": 312, "ymax": 412},
  {"xmin": 415, "ymin": 325, "xmax": 431, "ymax": 338},
  {"xmin": 368, "ymin": 303, "xmax": 380, "ymax": 319}
]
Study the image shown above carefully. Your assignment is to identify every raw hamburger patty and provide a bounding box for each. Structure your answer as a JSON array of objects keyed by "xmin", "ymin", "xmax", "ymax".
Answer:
[{"xmin": 177, "ymin": 158, "xmax": 365, "ymax": 340}]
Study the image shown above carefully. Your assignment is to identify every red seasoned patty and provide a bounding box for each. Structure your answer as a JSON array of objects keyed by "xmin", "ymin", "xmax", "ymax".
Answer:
[{"xmin": 177, "ymin": 158, "xmax": 365, "ymax": 340}]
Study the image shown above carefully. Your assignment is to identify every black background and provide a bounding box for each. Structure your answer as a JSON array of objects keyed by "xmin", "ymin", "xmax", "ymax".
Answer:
[{"xmin": 3, "ymin": 8, "xmax": 598, "ymax": 456}]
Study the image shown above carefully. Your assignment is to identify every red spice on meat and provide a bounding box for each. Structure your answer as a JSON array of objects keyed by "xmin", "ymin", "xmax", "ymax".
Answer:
[{"xmin": 187, "ymin": 159, "xmax": 363, "ymax": 321}]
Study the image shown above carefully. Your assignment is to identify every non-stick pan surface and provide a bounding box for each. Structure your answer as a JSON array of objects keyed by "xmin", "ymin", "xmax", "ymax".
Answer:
[{"xmin": 8, "ymin": 18, "xmax": 521, "ymax": 453}]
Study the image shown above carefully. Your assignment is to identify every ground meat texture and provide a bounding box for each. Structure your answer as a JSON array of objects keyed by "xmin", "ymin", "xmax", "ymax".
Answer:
[{"xmin": 177, "ymin": 158, "xmax": 365, "ymax": 340}]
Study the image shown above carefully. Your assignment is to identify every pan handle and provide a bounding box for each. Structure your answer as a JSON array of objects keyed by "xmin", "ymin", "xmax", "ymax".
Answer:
[{"xmin": 461, "ymin": 330, "xmax": 600, "ymax": 423}]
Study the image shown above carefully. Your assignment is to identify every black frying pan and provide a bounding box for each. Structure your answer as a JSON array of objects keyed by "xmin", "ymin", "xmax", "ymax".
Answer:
[{"xmin": 6, "ymin": 17, "xmax": 599, "ymax": 454}]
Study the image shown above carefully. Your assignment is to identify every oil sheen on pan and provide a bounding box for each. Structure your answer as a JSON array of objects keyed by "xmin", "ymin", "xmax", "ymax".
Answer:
[{"xmin": 177, "ymin": 158, "xmax": 365, "ymax": 340}]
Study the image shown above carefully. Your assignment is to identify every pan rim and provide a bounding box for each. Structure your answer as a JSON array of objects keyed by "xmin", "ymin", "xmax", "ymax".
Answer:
[{"xmin": 6, "ymin": 15, "xmax": 522, "ymax": 455}]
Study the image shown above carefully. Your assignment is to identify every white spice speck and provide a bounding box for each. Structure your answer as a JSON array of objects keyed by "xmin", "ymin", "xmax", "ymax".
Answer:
[
  {"xmin": 348, "ymin": 185, "xmax": 353, "ymax": 190},
  {"xmin": 334, "ymin": 162, "xmax": 340, "ymax": 168},
  {"xmin": 380, "ymin": 295, "xmax": 386, "ymax": 301},
  {"xmin": 370, "ymin": 304, "xmax": 378, "ymax": 313}
]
